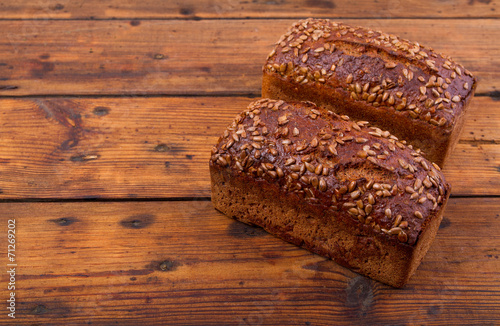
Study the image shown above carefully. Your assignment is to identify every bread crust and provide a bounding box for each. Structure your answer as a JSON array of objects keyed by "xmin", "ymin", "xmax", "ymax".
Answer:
[
  {"xmin": 262, "ymin": 18, "xmax": 477, "ymax": 166},
  {"xmin": 209, "ymin": 99, "xmax": 450, "ymax": 287}
]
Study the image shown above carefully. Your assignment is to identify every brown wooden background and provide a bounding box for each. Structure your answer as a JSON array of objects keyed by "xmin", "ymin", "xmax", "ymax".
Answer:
[{"xmin": 0, "ymin": 1, "xmax": 499, "ymax": 325}]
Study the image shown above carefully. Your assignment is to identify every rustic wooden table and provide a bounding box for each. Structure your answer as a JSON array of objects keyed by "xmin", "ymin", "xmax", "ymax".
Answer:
[{"xmin": 0, "ymin": 1, "xmax": 499, "ymax": 325}]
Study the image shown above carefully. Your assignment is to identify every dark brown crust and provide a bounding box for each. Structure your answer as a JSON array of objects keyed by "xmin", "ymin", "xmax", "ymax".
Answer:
[
  {"xmin": 209, "ymin": 99, "xmax": 451, "ymax": 287},
  {"xmin": 262, "ymin": 18, "xmax": 477, "ymax": 166}
]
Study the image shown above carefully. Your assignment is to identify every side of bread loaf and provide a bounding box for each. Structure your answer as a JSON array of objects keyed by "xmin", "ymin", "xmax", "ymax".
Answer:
[
  {"xmin": 209, "ymin": 99, "xmax": 450, "ymax": 287},
  {"xmin": 262, "ymin": 18, "xmax": 477, "ymax": 167}
]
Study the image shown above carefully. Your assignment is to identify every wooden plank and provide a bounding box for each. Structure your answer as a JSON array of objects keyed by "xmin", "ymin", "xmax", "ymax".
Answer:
[
  {"xmin": 0, "ymin": 19, "xmax": 498, "ymax": 96},
  {"xmin": 0, "ymin": 0, "xmax": 498, "ymax": 19},
  {"xmin": 0, "ymin": 198, "xmax": 498, "ymax": 325},
  {"xmin": 0, "ymin": 96, "xmax": 497, "ymax": 200}
]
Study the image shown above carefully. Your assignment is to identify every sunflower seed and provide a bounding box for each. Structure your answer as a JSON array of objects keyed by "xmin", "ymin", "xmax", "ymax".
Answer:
[
  {"xmin": 343, "ymin": 202, "xmax": 357, "ymax": 208},
  {"xmin": 217, "ymin": 156, "xmax": 228, "ymax": 166},
  {"xmin": 314, "ymin": 164, "xmax": 323, "ymax": 175},
  {"xmin": 296, "ymin": 143, "xmax": 308, "ymax": 152},
  {"xmin": 348, "ymin": 181, "xmax": 357, "ymax": 192},
  {"xmin": 414, "ymin": 178, "xmax": 422, "ymax": 190},
  {"xmin": 278, "ymin": 115, "xmax": 289, "ymax": 125},
  {"xmin": 357, "ymin": 150, "xmax": 368, "ymax": 158},
  {"xmin": 303, "ymin": 162, "xmax": 314, "ymax": 173},
  {"xmin": 319, "ymin": 178, "xmax": 327, "ymax": 191},
  {"xmin": 348, "ymin": 208, "xmax": 359, "ymax": 216},
  {"xmin": 398, "ymin": 231, "xmax": 408, "ymax": 242},
  {"xmin": 365, "ymin": 204, "xmax": 373, "ymax": 215},
  {"xmin": 328, "ymin": 144, "xmax": 338, "ymax": 155},
  {"xmin": 310, "ymin": 176, "xmax": 319, "ymax": 188},
  {"xmin": 393, "ymin": 214, "xmax": 402, "ymax": 228},
  {"xmin": 351, "ymin": 190, "xmax": 361, "ymax": 199},
  {"xmin": 388, "ymin": 227, "xmax": 402, "ymax": 235},
  {"xmin": 405, "ymin": 186, "xmax": 415, "ymax": 194},
  {"xmin": 264, "ymin": 163, "xmax": 274, "ymax": 170},
  {"xmin": 281, "ymin": 127, "xmax": 289, "ymax": 137},
  {"xmin": 421, "ymin": 160, "xmax": 429, "ymax": 171}
]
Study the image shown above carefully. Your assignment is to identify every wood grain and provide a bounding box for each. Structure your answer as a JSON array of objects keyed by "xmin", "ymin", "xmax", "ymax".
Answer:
[
  {"xmin": 0, "ymin": 1, "xmax": 497, "ymax": 325},
  {"xmin": 0, "ymin": 0, "xmax": 498, "ymax": 19},
  {"xmin": 0, "ymin": 19, "xmax": 498, "ymax": 96},
  {"xmin": 0, "ymin": 197, "xmax": 498, "ymax": 325},
  {"xmin": 0, "ymin": 96, "xmax": 497, "ymax": 200}
]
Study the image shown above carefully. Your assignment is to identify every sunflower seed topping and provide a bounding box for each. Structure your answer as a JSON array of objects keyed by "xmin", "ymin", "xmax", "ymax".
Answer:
[
  {"xmin": 304, "ymin": 162, "xmax": 315, "ymax": 173},
  {"xmin": 348, "ymin": 181, "xmax": 357, "ymax": 192},
  {"xmin": 398, "ymin": 231, "xmax": 408, "ymax": 242},
  {"xmin": 351, "ymin": 190, "xmax": 361, "ymax": 199},
  {"xmin": 328, "ymin": 144, "xmax": 338, "ymax": 155},
  {"xmin": 385, "ymin": 62, "xmax": 397, "ymax": 69},
  {"xmin": 388, "ymin": 227, "xmax": 402, "ymax": 235},
  {"xmin": 319, "ymin": 178, "xmax": 327, "ymax": 191},
  {"xmin": 393, "ymin": 215, "xmax": 402, "ymax": 228}
]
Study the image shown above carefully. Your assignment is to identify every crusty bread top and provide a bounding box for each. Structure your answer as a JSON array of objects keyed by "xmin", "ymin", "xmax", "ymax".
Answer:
[
  {"xmin": 264, "ymin": 18, "xmax": 477, "ymax": 132},
  {"xmin": 210, "ymin": 99, "xmax": 450, "ymax": 246}
]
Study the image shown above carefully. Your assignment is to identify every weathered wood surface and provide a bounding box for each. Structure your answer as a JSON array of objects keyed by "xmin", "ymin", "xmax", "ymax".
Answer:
[
  {"xmin": 0, "ymin": 19, "xmax": 498, "ymax": 96},
  {"xmin": 0, "ymin": 96, "xmax": 497, "ymax": 199},
  {"xmin": 0, "ymin": 0, "xmax": 498, "ymax": 19},
  {"xmin": 0, "ymin": 1, "xmax": 498, "ymax": 324},
  {"xmin": 0, "ymin": 198, "xmax": 498, "ymax": 325}
]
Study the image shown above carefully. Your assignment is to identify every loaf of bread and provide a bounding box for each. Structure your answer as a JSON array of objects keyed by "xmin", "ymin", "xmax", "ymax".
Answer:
[
  {"xmin": 262, "ymin": 18, "xmax": 477, "ymax": 167},
  {"xmin": 210, "ymin": 99, "xmax": 451, "ymax": 287}
]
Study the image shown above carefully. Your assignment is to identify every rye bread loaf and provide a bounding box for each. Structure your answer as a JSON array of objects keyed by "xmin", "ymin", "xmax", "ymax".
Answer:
[
  {"xmin": 209, "ymin": 99, "xmax": 451, "ymax": 287},
  {"xmin": 262, "ymin": 18, "xmax": 477, "ymax": 167}
]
